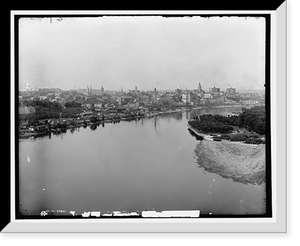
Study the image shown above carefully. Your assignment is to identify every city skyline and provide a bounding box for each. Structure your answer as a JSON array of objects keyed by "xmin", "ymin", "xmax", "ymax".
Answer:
[
  {"xmin": 20, "ymin": 82, "xmax": 265, "ymax": 93},
  {"xmin": 19, "ymin": 16, "xmax": 265, "ymax": 91}
]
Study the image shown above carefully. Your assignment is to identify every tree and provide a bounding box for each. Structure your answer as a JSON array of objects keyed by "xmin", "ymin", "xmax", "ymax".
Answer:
[
  {"xmin": 254, "ymin": 120, "xmax": 266, "ymax": 134},
  {"xmin": 239, "ymin": 106, "xmax": 265, "ymax": 134},
  {"xmin": 65, "ymin": 101, "xmax": 81, "ymax": 108},
  {"xmin": 90, "ymin": 116, "xmax": 98, "ymax": 123}
]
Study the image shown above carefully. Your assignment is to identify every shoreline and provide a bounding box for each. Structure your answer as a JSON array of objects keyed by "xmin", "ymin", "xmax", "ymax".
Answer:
[
  {"xmin": 188, "ymin": 122, "xmax": 266, "ymax": 185},
  {"xmin": 187, "ymin": 125, "xmax": 214, "ymax": 141},
  {"xmin": 18, "ymin": 103, "xmax": 262, "ymax": 140},
  {"xmin": 194, "ymin": 140, "xmax": 265, "ymax": 185},
  {"xmin": 187, "ymin": 123, "xmax": 265, "ymax": 145}
]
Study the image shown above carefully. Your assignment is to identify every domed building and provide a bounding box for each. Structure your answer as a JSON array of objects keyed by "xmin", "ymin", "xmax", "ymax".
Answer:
[{"xmin": 25, "ymin": 83, "xmax": 31, "ymax": 92}]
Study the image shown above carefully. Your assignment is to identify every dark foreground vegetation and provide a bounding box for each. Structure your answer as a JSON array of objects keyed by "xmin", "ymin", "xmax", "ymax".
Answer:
[
  {"xmin": 239, "ymin": 106, "xmax": 266, "ymax": 135},
  {"xmin": 188, "ymin": 106, "xmax": 266, "ymax": 144},
  {"xmin": 188, "ymin": 114, "xmax": 235, "ymax": 134}
]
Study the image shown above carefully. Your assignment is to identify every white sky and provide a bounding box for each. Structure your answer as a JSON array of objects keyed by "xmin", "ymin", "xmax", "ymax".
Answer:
[{"xmin": 19, "ymin": 16, "xmax": 265, "ymax": 91}]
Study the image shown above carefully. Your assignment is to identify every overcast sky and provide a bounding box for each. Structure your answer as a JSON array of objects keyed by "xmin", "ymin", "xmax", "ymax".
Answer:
[{"xmin": 19, "ymin": 16, "xmax": 265, "ymax": 91}]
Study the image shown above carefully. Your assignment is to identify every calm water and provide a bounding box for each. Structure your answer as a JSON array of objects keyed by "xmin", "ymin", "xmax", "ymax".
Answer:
[{"xmin": 19, "ymin": 106, "xmax": 266, "ymax": 216}]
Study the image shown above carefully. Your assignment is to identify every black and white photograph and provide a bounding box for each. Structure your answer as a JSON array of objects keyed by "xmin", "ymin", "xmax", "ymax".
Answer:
[{"xmin": 16, "ymin": 13, "xmax": 271, "ymax": 219}]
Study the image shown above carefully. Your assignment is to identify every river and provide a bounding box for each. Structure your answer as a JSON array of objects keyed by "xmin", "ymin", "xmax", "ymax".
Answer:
[{"xmin": 19, "ymin": 106, "xmax": 266, "ymax": 217}]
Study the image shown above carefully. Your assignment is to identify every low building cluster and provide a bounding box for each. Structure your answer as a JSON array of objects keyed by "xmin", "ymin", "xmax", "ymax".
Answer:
[
  {"xmin": 19, "ymin": 83, "xmax": 265, "ymax": 115},
  {"xmin": 18, "ymin": 83, "xmax": 265, "ymax": 138}
]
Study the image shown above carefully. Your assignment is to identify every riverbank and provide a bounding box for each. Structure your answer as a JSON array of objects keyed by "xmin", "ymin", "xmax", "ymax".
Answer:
[
  {"xmin": 18, "ymin": 115, "xmax": 141, "ymax": 139},
  {"xmin": 17, "ymin": 106, "xmax": 197, "ymax": 139},
  {"xmin": 194, "ymin": 140, "xmax": 265, "ymax": 185},
  {"xmin": 18, "ymin": 104, "xmax": 261, "ymax": 140},
  {"xmin": 19, "ymin": 108, "xmax": 175, "ymax": 139},
  {"xmin": 188, "ymin": 124, "xmax": 265, "ymax": 144},
  {"xmin": 187, "ymin": 105, "xmax": 266, "ymax": 144}
]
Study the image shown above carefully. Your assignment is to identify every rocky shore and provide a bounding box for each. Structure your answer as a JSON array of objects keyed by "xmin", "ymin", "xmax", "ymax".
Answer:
[
  {"xmin": 194, "ymin": 140, "xmax": 265, "ymax": 185},
  {"xmin": 187, "ymin": 118, "xmax": 266, "ymax": 185}
]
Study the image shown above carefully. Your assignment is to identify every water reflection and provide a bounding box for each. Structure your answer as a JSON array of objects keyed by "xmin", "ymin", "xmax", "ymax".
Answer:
[
  {"xmin": 90, "ymin": 124, "xmax": 97, "ymax": 131},
  {"xmin": 159, "ymin": 112, "xmax": 182, "ymax": 121},
  {"xmin": 19, "ymin": 106, "xmax": 265, "ymax": 216},
  {"xmin": 185, "ymin": 110, "xmax": 190, "ymax": 120}
]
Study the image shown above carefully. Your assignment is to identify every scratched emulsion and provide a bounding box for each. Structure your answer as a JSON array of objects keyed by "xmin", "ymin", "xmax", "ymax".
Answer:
[{"xmin": 19, "ymin": 107, "xmax": 266, "ymax": 216}]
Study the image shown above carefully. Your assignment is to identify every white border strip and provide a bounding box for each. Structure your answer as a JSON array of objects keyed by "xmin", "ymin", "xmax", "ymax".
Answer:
[
  {"xmin": 142, "ymin": 210, "xmax": 200, "ymax": 218},
  {"xmin": 11, "ymin": 10, "xmax": 273, "ymax": 15},
  {"xmin": 10, "ymin": 9, "xmax": 16, "ymax": 223},
  {"xmin": 6, "ymin": 5, "xmax": 286, "ymax": 232}
]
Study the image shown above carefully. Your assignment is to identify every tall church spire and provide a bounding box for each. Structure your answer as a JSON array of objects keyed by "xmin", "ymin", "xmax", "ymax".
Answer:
[{"xmin": 198, "ymin": 82, "xmax": 202, "ymax": 93}]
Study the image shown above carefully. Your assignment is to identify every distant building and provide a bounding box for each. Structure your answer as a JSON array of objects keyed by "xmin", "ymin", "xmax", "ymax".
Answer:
[
  {"xmin": 203, "ymin": 93, "xmax": 212, "ymax": 99},
  {"xmin": 182, "ymin": 89, "xmax": 191, "ymax": 104},
  {"xmin": 212, "ymin": 94, "xmax": 225, "ymax": 103},
  {"xmin": 198, "ymin": 83, "xmax": 201, "ymax": 93},
  {"xmin": 94, "ymin": 103, "xmax": 103, "ymax": 111},
  {"xmin": 100, "ymin": 86, "xmax": 105, "ymax": 95},
  {"xmin": 209, "ymin": 86, "xmax": 220, "ymax": 94},
  {"xmin": 81, "ymin": 111, "xmax": 94, "ymax": 117},
  {"xmin": 242, "ymin": 99, "xmax": 260, "ymax": 105},
  {"xmin": 198, "ymin": 82, "xmax": 204, "ymax": 98},
  {"xmin": 182, "ymin": 94, "xmax": 187, "ymax": 104},
  {"xmin": 39, "ymin": 96, "xmax": 47, "ymax": 100},
  {"xmin": 190, "ymin": 92, "xmax": 199, "ymax": 105},
  {"xmin": 122, "ymin": 96, "xmax": 132, "ymax": 105},
  {"xmin": 25, "ymin": 83, "xmax": 31, "ymax": 92},
  {"xmin": 126, "ymin": 103, "xmax": 138, "ymax": 109},
  {"xmin": 175, "ymin": 86, "xmax": 182, "ymax": 95},
  {"xmin": 82, "ymin": 102, "xmax": 92, "ymax": 109},
  {"xmin": 226, "ymin": 87, "xmax": 236, "ymax": 95},
  {"xmin": 87, "ymin": 85, "xmax": 93, "ymax": 96},
  {"xmin": 116, "ymin": 96, "xmax": 122, "ymax": 105}
]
